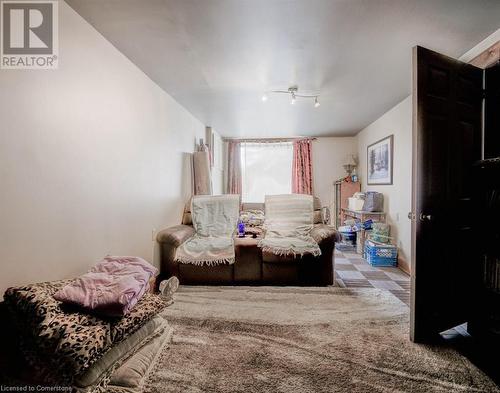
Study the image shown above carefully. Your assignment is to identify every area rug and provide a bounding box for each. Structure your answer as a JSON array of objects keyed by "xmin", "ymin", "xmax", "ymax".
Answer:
[{"xmin": 145, "ymin": 286, "xmax": 499, "ymax": 393}]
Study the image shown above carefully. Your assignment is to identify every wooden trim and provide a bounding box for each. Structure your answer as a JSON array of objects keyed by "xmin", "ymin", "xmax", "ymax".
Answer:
[
  {"xmin": 398, "ymin": 255, "xmax": 411, "ymax": 275},
  {"xmin": 410, "ymin": 46, "xmax": 419, "ymax": 342},
  {"xmin": 469, "ymin": 40, "xmax": 500, "ymax": 69}
]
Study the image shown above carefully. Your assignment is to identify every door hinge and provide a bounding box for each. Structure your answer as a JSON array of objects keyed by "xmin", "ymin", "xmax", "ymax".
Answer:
[{"xmin": 482, "ymin": 89, "xmax": 488, "ymax": 99}]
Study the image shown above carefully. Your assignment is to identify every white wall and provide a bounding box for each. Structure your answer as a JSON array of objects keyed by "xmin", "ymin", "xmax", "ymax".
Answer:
[
  {"xmin": 312, "ymin": 137, "xmax": 358, "ymax": 211},
  {"xmin": 0, "ymin": 1, "xmax": 205, "ymax": 294},
  {"xmin": 356, "ymin": 97, "xmax": 412, "ymax": 269}
]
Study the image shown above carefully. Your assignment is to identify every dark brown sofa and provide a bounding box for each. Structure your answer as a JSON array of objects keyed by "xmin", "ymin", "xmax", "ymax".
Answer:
[{"xmin": 157, "ymin": 198, "xmax": 339, "ymax": 286}]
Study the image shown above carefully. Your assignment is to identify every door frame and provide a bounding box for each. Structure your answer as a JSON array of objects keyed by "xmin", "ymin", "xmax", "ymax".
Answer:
[{"xmin": 410, "ymin": 46, "xmax": 419, "ymax": 342}]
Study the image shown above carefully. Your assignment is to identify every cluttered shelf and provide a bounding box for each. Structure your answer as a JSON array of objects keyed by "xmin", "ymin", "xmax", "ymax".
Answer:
[
  {"xmin": 335, "ymin": 191, "xmax": 398, "ymax": 268},
  {"xmin": 340, "ymin": 208, "xmax": 387, "ymax": 224}
]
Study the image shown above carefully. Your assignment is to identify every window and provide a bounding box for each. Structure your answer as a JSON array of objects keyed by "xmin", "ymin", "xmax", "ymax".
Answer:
[{"xmin": 240, "ymin": 142, "xmax": 293, "ymax": 202}]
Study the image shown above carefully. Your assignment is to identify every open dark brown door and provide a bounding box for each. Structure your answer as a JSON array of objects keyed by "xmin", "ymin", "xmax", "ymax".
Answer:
[
  {"xmin": 411, "ymin": 46, "xmax": 483, "ymax": 342},
  {"xmin": 484, "ymin": 63, "xmax": 500, "ymax": 159}
]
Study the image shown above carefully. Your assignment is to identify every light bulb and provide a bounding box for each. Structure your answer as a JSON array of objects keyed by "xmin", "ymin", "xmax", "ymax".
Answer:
[
  {"xmin": 262, "ymin": 93, "xmax": 268, "ymax": 102},
  {"xmin": 314, "ymin": 97, "xmax": 320, "ymax": 108}
]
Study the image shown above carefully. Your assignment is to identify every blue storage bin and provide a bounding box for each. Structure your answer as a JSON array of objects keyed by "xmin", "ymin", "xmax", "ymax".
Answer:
[
  {"xmin": 364, "ymin": 241, "xmax": 398, "ymax": 267},
  {"xmin": 340, "ymin": 231, "xmax": 356, "ymax": 244}
]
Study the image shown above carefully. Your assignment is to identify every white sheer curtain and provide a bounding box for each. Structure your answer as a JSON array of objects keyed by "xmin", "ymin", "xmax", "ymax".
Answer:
[{"xmin": 240, "ymin": 142, "xmax": 293, "ymax": 203}]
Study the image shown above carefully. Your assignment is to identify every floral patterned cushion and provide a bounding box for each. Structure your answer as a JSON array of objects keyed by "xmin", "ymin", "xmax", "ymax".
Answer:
[{"xmin": 239, "ymin": 209, "xmax": 265, "ymax": 227}]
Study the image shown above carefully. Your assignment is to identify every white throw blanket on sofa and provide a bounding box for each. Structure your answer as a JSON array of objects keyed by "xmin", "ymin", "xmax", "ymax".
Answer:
[
  {"xmin": 175, "ymin": 195, "xmax": 240, "ymax": 266},
  {"xmin": 258, "ymin": 194, "xmax": 321, "ymax": 257}
]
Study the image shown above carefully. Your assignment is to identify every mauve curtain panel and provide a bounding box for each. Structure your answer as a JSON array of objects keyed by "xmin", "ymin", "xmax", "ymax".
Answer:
[{"xmin": 292, "ymin": 139, "xmax": 313, "ymax": 194}]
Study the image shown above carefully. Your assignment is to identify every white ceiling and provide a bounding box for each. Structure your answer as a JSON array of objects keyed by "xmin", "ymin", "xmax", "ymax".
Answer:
[{"xmin": 66, "ymin": 0, "xmax": 500, "ymax": 137}]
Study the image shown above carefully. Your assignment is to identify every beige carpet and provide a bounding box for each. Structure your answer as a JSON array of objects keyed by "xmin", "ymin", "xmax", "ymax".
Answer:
[{"xmin": 145, "ymin": 286, "xmax": 499, "ymax": 393}]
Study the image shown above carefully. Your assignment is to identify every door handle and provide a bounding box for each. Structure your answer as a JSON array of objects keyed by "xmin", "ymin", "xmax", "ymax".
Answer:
[{"xmin": 419, "ymin": 213, "xmax": 432, "ymax": 222}]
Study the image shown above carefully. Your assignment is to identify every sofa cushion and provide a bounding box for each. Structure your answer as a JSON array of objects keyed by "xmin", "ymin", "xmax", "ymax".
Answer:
[
  {"xmin": 262, "ymin": 251, "xmax": 299, "ymax": 263},
  {"xmin": 262, "ymin": 224, "xmax": 338, "ymax": 262},
  {"xmin": 107, "ymin": 320, "xmax": 173, "ymax": 393},
  {"xmin": 262, "ymin": 262, "xmax": 299, "ymax": 284},
  {"xmin": 178, "ymin": 263, "xmax": 233, "ymax": 284},
  {"xmin": 74, "ymin": 314, "xmax": 168, "ymax": 389}
]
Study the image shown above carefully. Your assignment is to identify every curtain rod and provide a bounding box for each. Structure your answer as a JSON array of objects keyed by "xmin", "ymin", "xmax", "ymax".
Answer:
[{"xmin": 222, "ymin": 137, "xmax": 317, "ymax": 143}]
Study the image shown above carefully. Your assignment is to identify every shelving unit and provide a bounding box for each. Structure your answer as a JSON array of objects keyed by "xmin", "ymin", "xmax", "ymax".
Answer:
[
  {"xmin": 333, "ymin": 180, "xmax": 360, "ymax": 228},
  {"xmin": 340, "ymin": 208, "xmax": 386, "ymax": 224},
  {"xmin": 340, "ymin": 208, "xmax": 387, "ymax": 254}
]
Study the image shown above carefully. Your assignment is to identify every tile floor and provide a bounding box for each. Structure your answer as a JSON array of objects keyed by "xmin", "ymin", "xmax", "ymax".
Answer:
[{"xmin": 334, "ymin": 249, "xmax": 411, "ymax": 306}]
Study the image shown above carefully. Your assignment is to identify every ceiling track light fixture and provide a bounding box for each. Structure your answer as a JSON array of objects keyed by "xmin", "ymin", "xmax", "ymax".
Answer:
[{"xmin": 262, "ymin": 86, "xmax": 320, "ymax": 108}]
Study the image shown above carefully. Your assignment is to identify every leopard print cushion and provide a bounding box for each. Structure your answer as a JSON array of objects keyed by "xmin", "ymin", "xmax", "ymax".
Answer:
[{"xmin": 4, "ymin": 279, "xmax": 170, "ymax": 384}]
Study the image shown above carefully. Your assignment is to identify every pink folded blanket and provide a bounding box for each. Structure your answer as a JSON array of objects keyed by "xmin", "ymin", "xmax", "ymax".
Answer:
[{"xmin": 53, "ymin": 256, "xmax": 157, "ymax": 316}]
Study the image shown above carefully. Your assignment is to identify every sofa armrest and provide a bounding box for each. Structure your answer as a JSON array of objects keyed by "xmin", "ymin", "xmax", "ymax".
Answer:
[
  {"xmin": 311, "ymin": 224, "xmax": 340, "ymax": 244},
  {"xmin": 157, "ymin": 225, "xmax": 195, "ymax": 247},
  {"xmin": 157, "ymin": 225, "xmax": 195, "ymax": 281},
  {"xmin": 311, "ymin": 224, "xmax": 339, "ymax": 286}
]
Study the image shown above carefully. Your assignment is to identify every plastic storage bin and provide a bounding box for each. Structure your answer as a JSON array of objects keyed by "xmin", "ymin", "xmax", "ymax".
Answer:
[
  {"xmin": 348, "ymin": 197, "xmax": 365, "ymax": 211},
  {"xmin": 340, "ymin": 230, "xmax": 356, "ymax": 244},
  {"xmin": 364, "ymin": 240, "xmax": 398, "ymax": 267},
  {"xmin": 336, "ymin": 228, "xmax": 357, "ymax": 252}
]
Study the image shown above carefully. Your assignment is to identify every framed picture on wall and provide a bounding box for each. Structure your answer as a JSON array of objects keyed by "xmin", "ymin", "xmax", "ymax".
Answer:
[{"xmin": 367, "ymin": 135, "xmax": 393, "ymax": 185}]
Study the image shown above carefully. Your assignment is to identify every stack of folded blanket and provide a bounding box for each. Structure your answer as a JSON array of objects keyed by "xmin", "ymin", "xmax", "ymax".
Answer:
[
  {"xmin": 54, "ymin": 255, "xmax": 159, "ymax": 317},
  {"xmin": 3, "ymin": 256, "xmax": 176, "ymax": 392}
]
